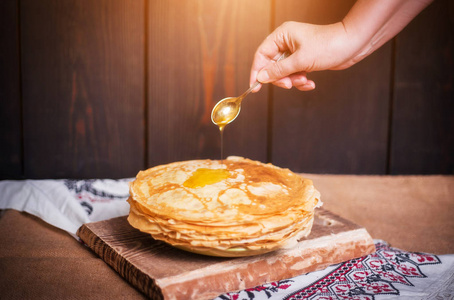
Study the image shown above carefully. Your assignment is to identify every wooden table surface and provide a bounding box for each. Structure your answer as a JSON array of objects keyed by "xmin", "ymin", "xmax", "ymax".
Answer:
[{"xmin": 1, "ymin": 174, "xmax": 453, "ymax": 299}]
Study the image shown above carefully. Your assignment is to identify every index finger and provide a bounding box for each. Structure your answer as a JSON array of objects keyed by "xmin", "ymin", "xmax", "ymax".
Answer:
[{"xmin": 249, "ymin": 36, "xmax": 284, "ymax": 87}]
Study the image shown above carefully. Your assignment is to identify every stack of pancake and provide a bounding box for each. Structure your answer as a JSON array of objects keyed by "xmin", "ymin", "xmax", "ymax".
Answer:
[{"xmin": 127, "ymin": 156, "xmax": 321, "ymax": 257}]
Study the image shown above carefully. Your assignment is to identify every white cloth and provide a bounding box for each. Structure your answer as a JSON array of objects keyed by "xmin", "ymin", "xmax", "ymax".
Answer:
[{"xmin": 0, "ymin": 179, "xmax": 131, "ymax": 238}]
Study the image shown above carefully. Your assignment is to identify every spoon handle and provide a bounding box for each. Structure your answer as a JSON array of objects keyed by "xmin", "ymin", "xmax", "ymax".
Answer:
[
  {"xmin": 237, "ymin": 51, "xmax": 290, "ymax": 102},
  {"xmin": 237, "ymin": 81, "xmax": 260, "ymax": 102}
]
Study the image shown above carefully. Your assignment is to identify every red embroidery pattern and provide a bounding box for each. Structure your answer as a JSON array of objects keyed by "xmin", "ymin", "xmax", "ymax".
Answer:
[
  {"xmin": 285, "ymin": 242, "xmax": 441, "ymax": 300},
  {"xmin": 220, "ymin": 279, "xmax": 295, "ymax": 300},
  {"xmin": 217, "ymin": 242, "xmax": 441, "ymax": 300}
]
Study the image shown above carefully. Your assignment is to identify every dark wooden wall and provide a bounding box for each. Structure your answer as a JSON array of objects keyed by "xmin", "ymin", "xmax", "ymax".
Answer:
[
  {"xmin": 272, "ymin": 0, "xmax": 391, "ymax": 174},
  {"xmin": 1, "ymin": 0, "xmax": 453, "ymax": 179}
]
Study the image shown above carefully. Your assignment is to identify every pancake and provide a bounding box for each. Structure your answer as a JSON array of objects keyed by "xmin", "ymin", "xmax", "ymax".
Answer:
[{"xmin": 127, "ymin": 156, "xmax": 321, "ymax": 257}]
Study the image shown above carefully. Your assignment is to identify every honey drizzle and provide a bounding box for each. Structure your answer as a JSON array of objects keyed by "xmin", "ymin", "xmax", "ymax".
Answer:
[{"xmin": 220, "ymin": 126, "xmax": 225, "ymax": 163}]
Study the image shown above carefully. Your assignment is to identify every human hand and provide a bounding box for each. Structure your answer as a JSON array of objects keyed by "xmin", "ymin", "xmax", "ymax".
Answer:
[
  {"xmin": 250, "ymin": 0, "xmax": 433, "ymax": 92},
  {"xmin": 250, "ymin": 21, "xmax": 358, "ymax": 92}
]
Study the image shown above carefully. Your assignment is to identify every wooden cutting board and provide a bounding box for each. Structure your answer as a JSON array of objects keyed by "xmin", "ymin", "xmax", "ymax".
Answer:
[{"xmin": 77, "ymin": 208, "xmax": 375, "ymax": 300}]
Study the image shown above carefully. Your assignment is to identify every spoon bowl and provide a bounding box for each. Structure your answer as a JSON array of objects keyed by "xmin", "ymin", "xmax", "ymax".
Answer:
[
  {"xmin": 211, "ymin": 81, "xmax": 259, "ymax": 129},
  {"xmin": 210, "ymin": 97, "xmax": 241, "ymax": 128}
]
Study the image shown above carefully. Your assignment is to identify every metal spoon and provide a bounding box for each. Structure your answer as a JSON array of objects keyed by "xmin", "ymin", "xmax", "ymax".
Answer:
[{"xmin": 211, "ymin": 51, "xmax": 289, "ymax": 130}]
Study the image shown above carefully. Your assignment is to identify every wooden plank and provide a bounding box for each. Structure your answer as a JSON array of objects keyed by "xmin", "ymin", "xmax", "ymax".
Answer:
[
  {"xmin": 20, "ymin": 0, "xmax": 145, "ymax": 179},
  {"xmin": 0, "ymin": 0, "xmax": 22, "ymax": 179},
  {"xmin": 391, "ymin": 0, "xmax": 454, "ymax": 174},
  {"xmin": 77, "ymin": 208, "xmax": 375, "ymax": 300},
  {"xmin": 147, "ymin": 0, "xmax": 271, "ymax": 167},
  {"xmin": 271, "ymin": 0, "xmax": 391, "ymax": 174}
]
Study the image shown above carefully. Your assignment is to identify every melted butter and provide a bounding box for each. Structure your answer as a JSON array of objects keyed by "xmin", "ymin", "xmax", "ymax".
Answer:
[{"xmin": 183, "ymin": 168, "xmax": 230, "ymax": 189}]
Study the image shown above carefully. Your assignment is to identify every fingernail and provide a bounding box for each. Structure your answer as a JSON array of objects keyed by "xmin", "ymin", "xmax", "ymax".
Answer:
[{"xmin": 257, "ymin": 70, "xmax": 270, "ymax": 83}]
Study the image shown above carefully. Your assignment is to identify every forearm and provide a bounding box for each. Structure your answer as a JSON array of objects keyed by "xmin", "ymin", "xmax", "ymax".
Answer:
[{"xmin": 339, "ymin": 0, "xmax": 433, "ymax": 68}]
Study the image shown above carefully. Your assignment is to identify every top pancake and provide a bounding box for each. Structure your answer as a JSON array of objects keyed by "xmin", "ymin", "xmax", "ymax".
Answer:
[{"xmin": 129, "ymin": 156, "xmax": 319, "ymax": 226}]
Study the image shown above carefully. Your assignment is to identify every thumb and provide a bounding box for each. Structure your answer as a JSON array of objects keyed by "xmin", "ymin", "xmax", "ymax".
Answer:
[{"xmin": 256, "ymin": 55, "xmax": 298, "ymax": 83}]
